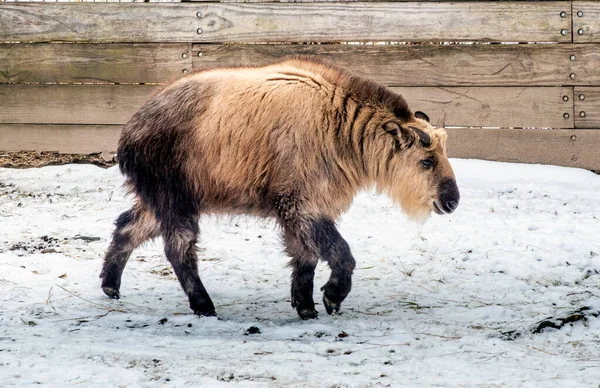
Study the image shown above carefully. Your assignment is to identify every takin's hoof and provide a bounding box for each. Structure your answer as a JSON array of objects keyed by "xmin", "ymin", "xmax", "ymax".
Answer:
[
  {"xmin": 194, "ymin": 308, "xmax": 217, "ymax": 317},
  {"xmin": 322, "ymin": 295, "xmax": 341, "ymax": 315},
  {"xmin": 102, "ymin": 286, "xmax": 120, "ymax": 299},
  {"xmin": 297, "ymin": 308, "xmax": 318, "ymax": 320}
]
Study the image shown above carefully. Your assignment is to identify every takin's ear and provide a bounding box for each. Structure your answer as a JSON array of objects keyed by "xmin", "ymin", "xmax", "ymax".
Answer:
[
  {"xmin": 414, "ymin": 111, "xmax": 430, "ymax": 123},
  {"xmin": 383, "ymin": 121, "xmax": 414, "ymax": 149}
]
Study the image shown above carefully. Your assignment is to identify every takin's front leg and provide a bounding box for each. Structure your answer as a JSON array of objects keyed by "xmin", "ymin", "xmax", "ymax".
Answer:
[
  {"xmin": 283, "ymin": 217, "xmax": 356, "ymax": 319},
  {"xmin": 311, "ymin": 219, "xmax": 356, "ymax": 315}
]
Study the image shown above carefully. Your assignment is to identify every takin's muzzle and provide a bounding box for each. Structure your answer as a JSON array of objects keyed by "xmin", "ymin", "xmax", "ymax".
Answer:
[{"xmin": 434, "ymin": 177, "xmax": 460, "ymax": 214}]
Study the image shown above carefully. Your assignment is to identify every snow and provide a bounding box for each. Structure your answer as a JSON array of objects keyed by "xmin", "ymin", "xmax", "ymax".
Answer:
[{"xmin": 1, "ymin": 159, "xmax": 599, "ymax": 387}]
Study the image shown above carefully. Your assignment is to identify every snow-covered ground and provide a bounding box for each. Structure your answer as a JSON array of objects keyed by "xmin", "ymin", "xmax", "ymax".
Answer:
[{"xmin": 1, "ymin": 159, "xmax": 599, "ymax": 387}]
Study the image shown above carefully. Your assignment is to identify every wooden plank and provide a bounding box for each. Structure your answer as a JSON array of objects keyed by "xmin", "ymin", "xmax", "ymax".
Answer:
[
  {"xmin": 393, "ymin": 87, "xmax": 574, "ymax": 128},
  {"xmin": 0, "ymin": 84, "xmax": 573, "ymax": 128},
  {"xmin": 573, "ymin": 1, "xmax": 600, "ymax": 43},
  {"xmin": 0, "ymin": 43, "xmax": 192, "ymax": 84},
  {"xmin": 574, "ymin": 87, "xmax": 600, "ymax": 128},
  {"xmin": 194, "ymin": 43, "xmax": 600, "ymax": 87},
  {"xmin": 0, "ymin": 4, "xmax": 200, "ymax": 43},
  {"xmin": 0, "ymin": 3, "xmax": 572, "ymax": 43},
  {"xmin": 0, "ymin": 85, "xmax": 159, "ymax": 125},
  {"xmin": 0, "ymin": 124, "xmax": 121, "ymax": 154},
  {"xmin": 2, "ymin": 126, "xmax": 598, "ymax": 170},
  {"xmin": 447, "ymin": 128, "xmax": 600, "ymax": 170}
]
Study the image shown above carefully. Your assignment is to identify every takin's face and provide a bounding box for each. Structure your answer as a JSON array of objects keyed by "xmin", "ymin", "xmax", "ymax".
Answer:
[{"xmin": 380, "ymin": 111, "xmax": 460, "ymax": 222}]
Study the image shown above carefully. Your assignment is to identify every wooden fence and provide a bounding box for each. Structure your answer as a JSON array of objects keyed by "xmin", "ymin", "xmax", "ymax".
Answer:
[{"xmin": 1, "ymin": 1, "xmax": 599, "ymax": 169}]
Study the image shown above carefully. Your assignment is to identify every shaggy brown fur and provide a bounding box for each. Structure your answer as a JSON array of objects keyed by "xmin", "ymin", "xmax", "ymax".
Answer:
[{"xmin": 100, "ymin": 57, "xmax": 460, "ymax": 319}]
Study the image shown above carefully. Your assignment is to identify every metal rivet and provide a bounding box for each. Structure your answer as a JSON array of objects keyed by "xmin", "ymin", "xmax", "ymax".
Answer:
[
  {"xmin": 580, "ymin": 111, "xmax": 586, "ymax": 118},
  {"xmin": 564, "ymin": 113, "xmax": 570, "ymax": 119},
  {"xmin": 182, "ymin": 53, "xmax": 188, "ymax": 59},
  {"xmin": 197, "ymin": 28, "xmax": 203, "ymax": 35},
  {"xmin": 182, "ymin": 69, "xmax": 188, "ymax": 74},
  {"xmin": 577, "ymin": 11, "xmax": 583, "ymax": 17},
  {"xmin": 562, "ymin": 95, "xmax": 569, "ymax": 102},
  {"xmin": 570, "ymin": 73, "xmax": 576, "ymax": 79},
  {"xmin": 561, "ymin": 29, "xmax": 568, "ymax": 36},
  {"xmin": 571, "ymin": 135, "xmax": 577, "ymax": 141},
  {"xmin": 570, "ymin": 55, "xmax": 576, "ymax": 61},
  {"xmin": 579, "ymin": 94, "xmax": 585, "ymax": 100},
  {"xmin": 560, "ymin": 11, "xmax": 567, "ymax": 18},
  {"xmin": 196, "ymin": 11, "xmax": 202, "ymax": 18},
  {"xmin": 197, "ymin": 52, "xmax": 203, "ymax": 58},
  {"xmin": 578, "ymin": 29, "xmax": 584, "ymax": 35}
]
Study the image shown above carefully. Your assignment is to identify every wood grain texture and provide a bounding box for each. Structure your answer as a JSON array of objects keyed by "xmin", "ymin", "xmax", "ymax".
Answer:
[
  {"xmin": 2, "ymin": 126, "xmax": 598, "ymax": 170},
  {"xmin": 574, "ymin": 87, "xmax": 600, "ymax": 128},
  {"xmin": 0, "ymin": 4, "xmax": 200, "ymax": 43},
  {"xmin": 0, "ymin": 2, "xmax": 572, "ymax": 43},
  {"xmin": 0, "ymin": 124, "xmax": 121, "ymax": 154},
  {"xmin": 393, "ymin": 87, "xmax": 574, "ymax": 128},
  {"xmin": 0, "ymin": 43, "xmax": 192, "ymax": 84},
  {"xmin": 0, "ymin": 85, "xmax": 159, "ymax": 125},
  {"xmin": 0, "ymin": 84, "xmax": 574, "ymax": 128},
  {"xmin": 573, "ymin": 1, "xmax": 600, "ymax": 43},
  {"xmin": 446, "ymin": 128, "xmax": 600, "ymax": 170},
  {"xmin": 193, "ymin": 43, "xmax": 599, "ymax": 87}
]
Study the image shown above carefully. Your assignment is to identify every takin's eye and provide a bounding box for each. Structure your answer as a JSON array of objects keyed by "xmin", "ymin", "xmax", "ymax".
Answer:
[{"xmin": 420, "ymin": 157, "xmax": 435, "ymax": 169}]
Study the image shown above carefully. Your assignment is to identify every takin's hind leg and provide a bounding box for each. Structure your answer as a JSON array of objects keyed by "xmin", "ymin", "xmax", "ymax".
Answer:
[
  {"xmin": 162, "ymin": 215, "xmax": 216, "ymax": 317},
  {"xmin": 100, "ymin": 202, "xmax": 160, "ymax": 299}
]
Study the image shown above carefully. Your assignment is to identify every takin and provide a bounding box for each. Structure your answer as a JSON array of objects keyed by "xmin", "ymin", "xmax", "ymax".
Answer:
[{"xmin": 100, "ymin": 57, "xmax": 460, "ymax": 320}]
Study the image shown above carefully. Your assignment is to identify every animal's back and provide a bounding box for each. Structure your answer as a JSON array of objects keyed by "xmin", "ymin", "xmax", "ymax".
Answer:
[{"xmin": 117, "ymin": 58, "xmax": 344, "ymax": 216}]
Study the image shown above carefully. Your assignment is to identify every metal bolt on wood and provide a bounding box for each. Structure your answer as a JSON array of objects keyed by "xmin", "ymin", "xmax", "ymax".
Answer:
[
  {"xmin": 564, "ymin": 113, "xmax": 570, "ymax": 119},
  {"xmin": 183, "ymin": 69, "xmax": 188, "ymax": 74},
  {"xmin": 571, "ymin": 135, "xmax": 577, "ymax": 141},
  {"xmin": 577, "ymin": 11, "xmax": 583, "ymax": 17},
  {"xmin": 570, "ymin": 55, "xmax": 576, "ymax": 61},
  {"xmin": 580, "ymin": 111, "xmax": 586, "ymax": 118},
  {"xmin": 561, "ymin": 29, "xmax": 568, "ymax": 36},
  {"xmin": 197, "ymin": 52, "xmax": 203, "ymax": 58},
  {"xmin": 579, "ymin": 94, "xmax": 585, "ymax": 100},
  {"xmin": 578, "ymin": 29, "xmax": 584, "ymax": 35},
  {"xmin": 197, "ymin": 12, "xmax": 202, "ymax": 18},
  {"xmin": 560, "ymin": 11, "xmax": 567, "ymax": 18},
  {"xmin": 197, "ymin": 28, "xmax": 203, "ymax": 35},
  {"xmin": 570, "ymin": 73, "xmax": 576, "ymax": 79},
  {"xmin": 182, "ymin": 53, "xmax": 188, "ymax": 59},
  {"xmin": 563, "ymin": 95, "xmax": 569, "ymax": 102}
]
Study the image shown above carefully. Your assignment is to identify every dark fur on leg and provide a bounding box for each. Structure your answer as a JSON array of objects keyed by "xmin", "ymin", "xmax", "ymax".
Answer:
[
  {"xmin": 311, "ymin": 218, "xmax": 356, "ymax": 315},
  {"xmin": 162, "ymin": 217, "xmax": 216, "ymax": 317},
  {"xmin": 285, "ymin": 228, "xmax": 319, "ymax": 319},
  {"xmin": 101, "ymin": 204, "xmax": 160, "ymax": 298}
]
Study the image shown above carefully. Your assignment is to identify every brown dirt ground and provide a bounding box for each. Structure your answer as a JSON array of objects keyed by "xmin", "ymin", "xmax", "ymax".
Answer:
[{"xmin": 0, "ymin": 151, "xmax": 117, "ymax": 169}]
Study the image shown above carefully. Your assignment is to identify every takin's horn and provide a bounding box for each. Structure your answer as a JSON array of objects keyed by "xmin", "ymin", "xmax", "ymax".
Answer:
[{"xmin": 436, "ymin": 110, "xmax": 447, "ymax": 129}]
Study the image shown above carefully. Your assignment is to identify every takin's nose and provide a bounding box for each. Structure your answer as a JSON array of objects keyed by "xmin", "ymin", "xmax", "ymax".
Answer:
[{"xmin": 438, "ymin": 177, "xmax": 460, "ymax": 214}]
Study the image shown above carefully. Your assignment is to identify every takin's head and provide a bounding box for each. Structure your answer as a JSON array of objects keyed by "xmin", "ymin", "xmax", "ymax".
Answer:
[{"xmin": 373, "ymin": 111, "xmax": 460, "ymax": 222}]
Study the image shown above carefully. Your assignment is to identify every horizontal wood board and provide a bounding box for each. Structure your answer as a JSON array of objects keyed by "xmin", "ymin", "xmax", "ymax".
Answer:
[
  {"xmin": 4, "ymin": 43, "xmax": 598, "ymax": 86},
  {"xmin": 0, "ymin": 85, "xmax": 159, "ymax": 125},
  {"xmin": 0, "ymin": 43, "xmax": 192, "ymax": 84},
  {"xmin": 446, "ymin": 128, "xmax": 600, "ymax": 170},
  {"xmin": 394, "ymin": 87, "xmax": 574, "ymax": 128},
  {"xmin": 0, "ymin": 124, "xmax": 121, "ymax": 154},
  {"xmin": 193, "ymin": 43, "xmax": 600, "ymax": 87},
  {"xmin": 0, "ymin": 85, "xmax": 574, "ymax": 128},
  {"xmin": 0, "ymin": 2, "xmax": 572, "ymax": 43},
  {"xmin": 573, "ymin": 1, "xmax": 600, "ymax": 43},
  {"xmin": 3, "ymin": 125, "xmax": 599, "ymax": 170},
  {"xmin": 574, "ymin": 87, "xmax": 600, "ymax": 128}
]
